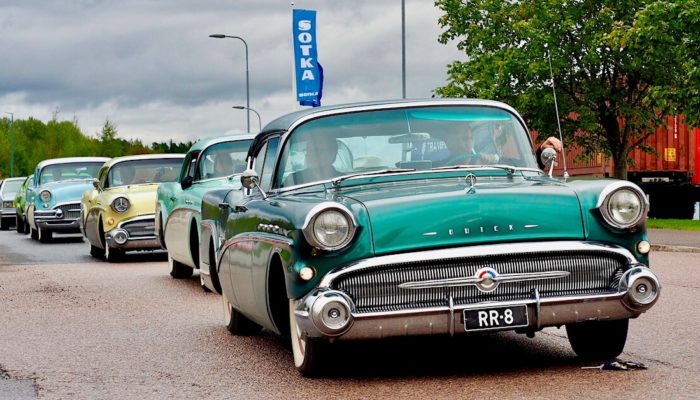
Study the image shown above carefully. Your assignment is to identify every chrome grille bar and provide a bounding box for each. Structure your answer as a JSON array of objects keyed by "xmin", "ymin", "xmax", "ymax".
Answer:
[
  {"xmin": 332, "ymin": 251, "xmax": 627, "ymax": 314},
  {"xmin": 55, "ymin": 203, "xmax": 81, "ymax": 220},
  {"xmin": 121, "ymin": 218, "xmax": 156, "ymax": 238}
]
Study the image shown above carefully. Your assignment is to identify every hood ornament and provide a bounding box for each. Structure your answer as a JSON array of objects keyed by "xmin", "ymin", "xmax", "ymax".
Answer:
[{"xmin": 465, "ymin": 173, "xmax": 477, "ymax": 193}]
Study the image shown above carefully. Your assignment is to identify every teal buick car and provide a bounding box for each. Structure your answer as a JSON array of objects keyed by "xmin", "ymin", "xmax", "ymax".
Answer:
[
  {"xmin": 27, "ymin": 157, "xmax": 109, "ymax": 242},
  {"xmin": 200, "ymin": 99, "xmax": 660, "ymax": 376},
  {"xmin": 156, "ymin": 134, "xmax": 254, "ymax": 293}
]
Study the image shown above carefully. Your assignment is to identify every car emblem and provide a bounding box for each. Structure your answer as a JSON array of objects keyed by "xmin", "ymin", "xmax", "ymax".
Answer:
[
  {"xmin": 465, "ymin": 173, "xmax": 477, "ymax": 188},
  {"xmin": 55, "ymin": 209, "xmax": 64, "ymax": 219},
  {"xmin": 475, "ymin": 267, "xmax": 499, "ymax": 292}
]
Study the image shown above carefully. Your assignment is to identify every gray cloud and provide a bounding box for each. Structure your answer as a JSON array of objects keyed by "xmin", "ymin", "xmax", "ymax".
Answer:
[{"xmin": 1, "ymin": 0, "xmax": 464, "ymax": 142}]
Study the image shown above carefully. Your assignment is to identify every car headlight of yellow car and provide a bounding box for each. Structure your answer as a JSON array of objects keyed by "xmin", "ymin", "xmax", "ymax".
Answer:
[
  {"xmin": 597, "ymin": 182, "xmax": 648, "ymax": 230},
  {"xmin": 303, "ymin": 203, "xmax": 356, "ymax": 251},
  {"xmin": 111, "ymin": 196, "xmax": 130, "ymax": 213},
  {"xmin": 39, "ymin": 190, "xmax": 52, "ymax": 203}
]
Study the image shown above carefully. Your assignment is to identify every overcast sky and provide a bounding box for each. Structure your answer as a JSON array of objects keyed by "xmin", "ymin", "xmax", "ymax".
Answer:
[{"xmin": 0, "ymin": 0, "xmax": 464, "ymax": 143}]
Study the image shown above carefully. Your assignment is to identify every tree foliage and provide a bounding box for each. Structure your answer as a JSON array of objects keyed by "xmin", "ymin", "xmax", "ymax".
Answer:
[
  {"xmin": 0, "ymin": 117, "xmax": 191, "ymax": 178},
  {"xmin": 434, "ymin": 0, "xmax": 700, "ymax": 179}
]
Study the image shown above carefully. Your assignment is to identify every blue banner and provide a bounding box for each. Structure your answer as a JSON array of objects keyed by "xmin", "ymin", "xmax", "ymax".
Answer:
[{"xmin": 293, "ymin": 9, "xmax": 323, "ymax": 107}]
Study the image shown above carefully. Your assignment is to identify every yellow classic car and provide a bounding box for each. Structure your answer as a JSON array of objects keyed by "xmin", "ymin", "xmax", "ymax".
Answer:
[{"xmin": 81, "ymin": 154, "xmax": 185, "ymax": 262}]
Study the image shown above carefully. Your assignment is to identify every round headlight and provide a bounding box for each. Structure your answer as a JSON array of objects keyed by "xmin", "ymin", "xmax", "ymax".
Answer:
[
  {"xmin": 111, "ymin": 197, "xmax": 130, "ymax": 213},
  {"xmin": 598, "ymin": 183, "xmax": 647, "ymax": 230},
  {"xmin": 303, "ymin": 205, "xmax": 356, "ymax": 251},
  {"xmin": 39, "ymin": 190, "xmax": 52, "ymax": 202}
]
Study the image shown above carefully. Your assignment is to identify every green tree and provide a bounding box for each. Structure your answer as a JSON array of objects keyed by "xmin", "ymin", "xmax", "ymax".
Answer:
[{"xmin": 435, "ymin": 0, "xmax": 700, "ymax": 179}]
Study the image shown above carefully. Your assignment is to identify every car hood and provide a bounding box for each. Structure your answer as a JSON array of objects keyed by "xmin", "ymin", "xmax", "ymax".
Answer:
[
  {"xmin": 104, "ymin": 184, "xmax": 159, "ymax": 215},
  {"xmin": 39, "ymin": 180, "xmax": 94, "ymax": 202},
  {"xmin": 341, "ymin": 177, "xmax": 585, "ymax": 256}
]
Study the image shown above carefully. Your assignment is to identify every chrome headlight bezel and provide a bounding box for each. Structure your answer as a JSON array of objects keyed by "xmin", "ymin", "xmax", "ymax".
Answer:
[
  {"xmin": 302, "ymin": 203, "xmax": 356, "ymax": 251},
  {"xmin": 39, "ymin": 190, "xmax": 52, "ymax": 203},
  {"xmin": 596, "ymin": 182, "xmax": 648, "ymax": 230},
  {"xmin": 111, "ymin": 196, "xmax": 130, "ymax": 214}
]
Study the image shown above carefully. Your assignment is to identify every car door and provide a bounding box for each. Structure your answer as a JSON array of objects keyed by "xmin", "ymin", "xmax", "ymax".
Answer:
[
  {"xmin": 164, "ymin": 151, "xmax": 199, "ymax": 265},
  {"xmin": 83, "ymin": 165, "xmax": 109, "ymax": 244},
  {"xmin": 228, "ymin": 137, "xmax": 280, "ymax": 325}
]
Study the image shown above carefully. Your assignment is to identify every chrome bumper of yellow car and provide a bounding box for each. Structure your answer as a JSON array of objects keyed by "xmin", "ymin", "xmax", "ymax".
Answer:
[{"xmin": 105, "ymin": 215, "xmax": 159, "ymax": 251}]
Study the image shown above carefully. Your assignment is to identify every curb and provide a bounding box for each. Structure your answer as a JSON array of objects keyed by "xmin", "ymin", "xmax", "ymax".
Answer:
[{"xmin": 650, "ymin": 244, "xmax": 700, "ymax": 253}]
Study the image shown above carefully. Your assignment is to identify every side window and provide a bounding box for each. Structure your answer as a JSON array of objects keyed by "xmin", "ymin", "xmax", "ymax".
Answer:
[
  {"xmin": 183, "ymin": 151, "xmax": 200, "ymax": 181},
  {"xmin": 253, "ymin": 143, "xmax": 268, "ymax": 180},
  {"xmin": 98, "ymin": 166, "xmax": 109, "ymax": 188},
  {"xmin": 259, "ymin": 137, "xmax": 280, "ymax": 191}
]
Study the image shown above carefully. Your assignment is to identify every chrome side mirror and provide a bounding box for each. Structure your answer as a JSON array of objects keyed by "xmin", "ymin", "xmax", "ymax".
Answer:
[
  {"xmin": 240, "ymin": 169, "xmax": 267, "ymax": 199},
  {"xmin": 92, "ymin": 178, "xmax": 103, "ymax": 192},
  {"xmin": 540, "ymin": 147, "xmax": 557, "ymax": 178}
]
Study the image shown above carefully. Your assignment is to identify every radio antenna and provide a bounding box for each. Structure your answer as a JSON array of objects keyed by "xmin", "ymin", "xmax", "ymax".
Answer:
[{"xmin": 546, "ymin": 48, "xmax": 569, "ymax": 179}]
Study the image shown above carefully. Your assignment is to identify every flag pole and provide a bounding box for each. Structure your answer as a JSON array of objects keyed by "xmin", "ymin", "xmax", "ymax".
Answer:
[{"xmin": 291, "ymin": 2, "xmax": 298, "ymax": 110}]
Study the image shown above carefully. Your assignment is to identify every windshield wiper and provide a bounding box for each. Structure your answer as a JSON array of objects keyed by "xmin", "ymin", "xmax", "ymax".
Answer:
[
  {"xmin": 331, "ymin": 168, "xmax": 416, "ymax": 186},
  {"xmin": 431, "ymin": 164, "xmax": 521, "ymax": 174}
]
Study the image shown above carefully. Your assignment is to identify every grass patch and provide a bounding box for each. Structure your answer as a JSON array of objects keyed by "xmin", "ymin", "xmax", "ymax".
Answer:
[{"xmin": 647, "ymin": 218, "xmax": 700, "ymax": 231}]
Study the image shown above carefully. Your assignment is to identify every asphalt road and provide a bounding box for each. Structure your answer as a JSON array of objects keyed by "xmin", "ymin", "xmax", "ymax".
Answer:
[{"xmin": 1, "ymin": 229, "xmax": 699, "ymax": 399}]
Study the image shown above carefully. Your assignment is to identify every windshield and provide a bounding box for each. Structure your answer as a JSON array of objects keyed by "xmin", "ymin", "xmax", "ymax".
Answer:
[
  {"xmin": 106, "ymin": 158, "xmax": 183, "ymax": 188},
  {"xmin": 39, "ymin": 162, "xmax": 103, "ymax": 184},
  {"xmin": 1, "ymin": 179, "xmax": 24, "ymax": 193},
  {"xmin": 276, "ymin": 105, "xmax": 536, "ymax": 188},
  {"xmin": 196, "ymin": 139, "xmax": 251, "ymax": 181}
]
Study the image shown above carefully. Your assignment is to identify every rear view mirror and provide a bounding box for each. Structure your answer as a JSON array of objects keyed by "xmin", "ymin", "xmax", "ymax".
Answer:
[
  {"xmin": 92, "ymin": 179, "xmax": 103, "ymax": 192},
  {"xmin": 181, "ymin": 176, "xmax": 194, "ymax": 190},
  {"xmin": 540, "ymin": 148, "xmax": 557, "ymax": 177}
]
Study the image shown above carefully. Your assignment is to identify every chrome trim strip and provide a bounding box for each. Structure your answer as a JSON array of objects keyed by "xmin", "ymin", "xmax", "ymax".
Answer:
[
  {"xmin": 318, "ymin": 241, "xmax": 640, "ymax": 288},
  {"xmin": 398, "ymin": 270, "xmax": 571, "ymax": 290},
  {"xmin": 116, "ymin": 214, "xmax": 156, "ymax": 229}
]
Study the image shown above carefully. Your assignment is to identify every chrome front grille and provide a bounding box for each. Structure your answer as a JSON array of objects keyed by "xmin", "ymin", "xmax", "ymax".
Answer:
[
  {"xmin": 54, "ymin": 203, "xmax": 81, "ymax": 220},
  {"xmin": 122, "ymin": 218, "xmax": 156, "ymax": 238},
  {"xmin": 331, "ymin": 251, "xmax": 627, "ymax": 314}
]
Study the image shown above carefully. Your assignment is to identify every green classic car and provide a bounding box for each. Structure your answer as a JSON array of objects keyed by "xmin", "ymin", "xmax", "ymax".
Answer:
[
  {"xmin": 13, "ymin": 174, "xmax": 34, "ymax": 234},
  {"xmin": 200, "ymin": 99, "xmax": 660, "ymax": 376},
  {"xmin": 156, "ymin": 134, "xmax": 254, "ymax": 292}
]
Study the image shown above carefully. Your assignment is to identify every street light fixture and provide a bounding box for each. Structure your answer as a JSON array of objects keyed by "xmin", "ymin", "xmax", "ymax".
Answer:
[
  {"xmin": 209, "ymin": 34, "xmax": 251, "ymax": 132},
  {"xmin": 232, "ymin": 106, "xmax": 261, "ymax": 132},
  {"xmin": 4, "ymin": 112, "xmax": 14, "ymax": 177}
]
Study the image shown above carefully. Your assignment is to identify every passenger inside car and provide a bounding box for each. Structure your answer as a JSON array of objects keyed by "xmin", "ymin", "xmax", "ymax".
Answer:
[{"xmin": 283, "ymin": 135, "xmax": 342, "ymax": 186}]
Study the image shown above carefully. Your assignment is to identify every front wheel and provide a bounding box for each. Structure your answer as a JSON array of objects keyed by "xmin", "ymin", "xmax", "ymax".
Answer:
[
  {"xmin": 168, "ymin": 253, "xmax": 193, "ymax": 278},
  {"xmin": 38, "ymin": 227, "xmax": 53, "ymax": 243},
  {"xmin": 290, "ymin": 300, "xmax": 328, "ymax": 377},
  {"xmin": 223, "ymin": 292, "xmax": 261, "ymax": 335},
  {"xmin": 89, "ymin": 242, "xmax": 105, "ymax": 259},
  {"xmin": 30, "ymin": 227, "xmax": 38, "ymax": 240},
  {"xmin": 16, "ymin": 215, "xmax": 26, "ymax": 233},
  {"xmin": 566, "ymin": 318, "xmax": 629, "ymax": 360},
  {"xmin": 104, "ymin": 245, "xmax": 124, "ymax": 263}
]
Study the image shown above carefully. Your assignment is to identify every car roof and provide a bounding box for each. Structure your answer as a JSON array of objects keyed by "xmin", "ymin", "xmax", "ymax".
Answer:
[
  {"xmin": 36, "ymin": 157, "xmax": 110, "ymax": 170},
  {"xmin": 189, "ymin": 133, "xmax": 256, "ymax": 153},
  {"xmin": 102, "ymin": 153, "xmax": 185, "ymax": 169}
]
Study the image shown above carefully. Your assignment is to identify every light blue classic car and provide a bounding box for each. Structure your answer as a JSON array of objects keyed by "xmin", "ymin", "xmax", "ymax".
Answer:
[
  {"xmin": 0, "ymin": 177, "xmax": 26, "ymax": 230},
  {"xmin": 200, "ymin": 99, "xmax": 660, "ymax": 376},
  {"xmin": 27, "ymin": 157, "xmax": 109, "ymax": 242},
  {"xmin": 156, "ymin": 134, "xmax": 254, "ymax": 292}
]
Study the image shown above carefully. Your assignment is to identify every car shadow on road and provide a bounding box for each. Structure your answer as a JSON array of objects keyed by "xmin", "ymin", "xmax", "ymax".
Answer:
[{"xmin": 254, "ymin": 328, "xmax": 581, "ymax": 378}]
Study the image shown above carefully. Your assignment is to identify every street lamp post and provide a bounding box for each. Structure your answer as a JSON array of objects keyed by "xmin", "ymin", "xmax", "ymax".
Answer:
[
  {"xmin": 209, "ymin": 34, "xmax": 250, "ymax": 132},
  {"xmin": 232, "ymin": 106, "xmax": 261, "ymax": 132},
  {"xmin": 5, "ymin": 112, "xmax": 13, "ymax": 177}
]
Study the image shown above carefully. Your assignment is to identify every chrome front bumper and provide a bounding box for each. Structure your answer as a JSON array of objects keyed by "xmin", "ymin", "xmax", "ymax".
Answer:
[
  {"xmin": 293, "ymin": 241, "xmax": 661, "ymax": 341},
  {"xmin": 105, "ymin": 215, "xmax": 160, "ymax": 251},
  {"xmin": 1, "ymin": 207, "xmax": 16, "ymax": 217}
]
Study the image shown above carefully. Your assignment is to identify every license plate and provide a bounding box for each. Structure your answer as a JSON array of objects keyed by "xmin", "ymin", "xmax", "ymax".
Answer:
[{"xmin": 463, "ymin": 305, "xmax": 529, "ymax": 332}]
